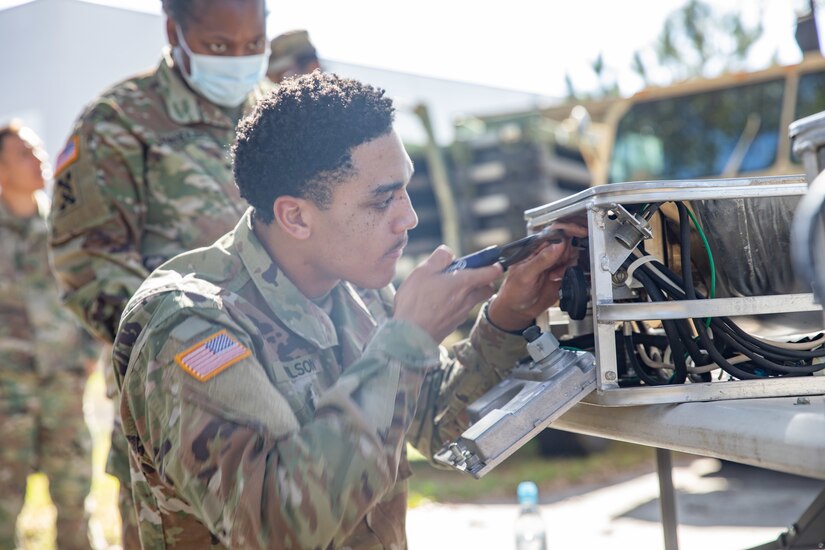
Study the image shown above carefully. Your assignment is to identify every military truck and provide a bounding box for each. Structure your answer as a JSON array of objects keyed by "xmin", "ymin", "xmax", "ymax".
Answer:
[
  {"xmin": 428, "ymin": 51, "xmax": 825, "ymax": 548},
  {"xmin": 589, "ymin": 53, "xmax": 825, "ymax": 185}
]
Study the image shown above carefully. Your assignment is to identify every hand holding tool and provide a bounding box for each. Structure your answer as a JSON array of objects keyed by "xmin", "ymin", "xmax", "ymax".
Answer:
[{"xmin": 444, "ymin": 228, "xmax": 565, "ymax": 273}]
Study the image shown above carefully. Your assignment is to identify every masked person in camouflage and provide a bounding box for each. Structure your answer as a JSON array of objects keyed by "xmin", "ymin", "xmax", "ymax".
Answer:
[
  {"xmin": 112, "ymin": 72, "xmax": 586, "ymax": 549},
  {"xmin": 47, "ymin": 1, "xmax": 271, "ymax": 546},
  {"xmin": 0, "ymin": 122, "xmax": 98, "ymax": 550}
]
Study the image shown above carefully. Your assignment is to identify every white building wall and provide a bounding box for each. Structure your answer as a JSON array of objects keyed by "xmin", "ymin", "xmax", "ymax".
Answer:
[{"xmin": 1, "ymin": 0, "xmax": 164, "ymax": 160}]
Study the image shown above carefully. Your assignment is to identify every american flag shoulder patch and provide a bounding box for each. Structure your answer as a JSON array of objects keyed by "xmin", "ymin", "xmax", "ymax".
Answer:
[
  {"xmin": 175, "ymin": 330, "xmax": 251, "ymax": 382},
  {"xmin": 54, "ymin": 134, "xmax": 79, "ymax": 177}
]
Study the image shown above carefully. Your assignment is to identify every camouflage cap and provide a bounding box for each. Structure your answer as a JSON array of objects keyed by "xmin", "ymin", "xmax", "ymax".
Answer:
[{"xmin": 268, "ymin": 29, "xmax": 318, "ymax": 72}]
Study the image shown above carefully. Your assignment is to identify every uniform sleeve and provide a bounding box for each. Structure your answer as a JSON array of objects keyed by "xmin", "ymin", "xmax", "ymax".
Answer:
[
  {"xmin": 121, "ymin": 308, "xmax": 440, "ymax": 549},
  {"xmin": 407, "ymin": 303, "xmax": 529, "ymax": 460},
  {"xmin": 48, "ymin": 103, "xmax": 149, "ymax": 343}
]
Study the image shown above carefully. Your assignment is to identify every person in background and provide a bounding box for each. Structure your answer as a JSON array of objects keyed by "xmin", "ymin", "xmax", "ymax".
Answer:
[
  {"xmin": 0, "ymin": 121, "xmax": 98, "ymax": 550},
  {"xmin": 47, "ymin": 0, "xmax": 271, "ymax": 546},
  {"xmin": 112, "ymin": 71, "xmax": 586, "ymax": 548},
  {"xmin": 267, "ymin": 28, "xmax": 321, "ymax": 83}
]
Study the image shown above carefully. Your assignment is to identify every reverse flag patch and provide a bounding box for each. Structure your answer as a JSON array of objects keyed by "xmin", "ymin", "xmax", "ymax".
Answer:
[
  {"xmin": 54, "ymin": 135, "xmax": 79, "ymax": 176},
  {"xmin": 175, "ymin": 330, "xmax": 251, "ymax": 382}
]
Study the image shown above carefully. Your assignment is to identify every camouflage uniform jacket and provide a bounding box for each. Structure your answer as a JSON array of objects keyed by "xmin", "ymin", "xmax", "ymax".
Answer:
[
  {"xmin": 48, "ymin": 48, "xmax": 270, "ymax": 345},
  {"xmin": 0, "ymin": 194, "xmax": 96, "ymax": 375},
  {"xmin": 113, "ymin": 210, "xmax": 528, "ymax": 549}
]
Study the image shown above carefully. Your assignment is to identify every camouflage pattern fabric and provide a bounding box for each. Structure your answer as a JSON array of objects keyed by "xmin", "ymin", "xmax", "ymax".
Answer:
[
  {"xmin": 49, "ymin": 48, "xmax": 271, "ymax": 344},
  {"xmin": 113, "ymin": 210, "xmax": 528, "ymax": 549},
  {"xmin": 0, "ymin": 195, "xmax": 97, "ymax": 550},
  {"xmin": 47, "ymin": 50, "xmax": 270, "ymax": 549}
]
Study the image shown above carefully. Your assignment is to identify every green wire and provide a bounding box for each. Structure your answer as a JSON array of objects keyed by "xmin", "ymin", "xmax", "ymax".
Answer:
[{"xmin": 686, "ymin": 208, "xmax": 716, "ymax": 327}]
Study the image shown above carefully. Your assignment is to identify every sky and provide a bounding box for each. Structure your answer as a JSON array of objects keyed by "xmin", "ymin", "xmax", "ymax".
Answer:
[
  {"xmin": 264, "ymin": 0, "xmax": 812, "ymax": 97},
  {"xmin": 0, "ymin": 0, "xmax": 825, "ymax": 97},
  {"xmin": 57, "ymin": 0, "xmax": 817, "ymax": 98}
]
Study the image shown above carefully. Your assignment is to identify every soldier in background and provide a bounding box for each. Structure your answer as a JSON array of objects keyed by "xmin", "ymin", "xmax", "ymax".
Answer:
[
  {"xmin": 267, "ymin": 29, "xmax": 321, "ymax": 83},
  {"xmin": 0, "ymin": 122, "xmax": 98, "ymax": 550},
  {"xmin": 112, "ymin": 72, "xmax": 586, "ymax": 548},
  {"xmin": 47, "ymin": 0, "xmax": 271, "ymax": 546}
]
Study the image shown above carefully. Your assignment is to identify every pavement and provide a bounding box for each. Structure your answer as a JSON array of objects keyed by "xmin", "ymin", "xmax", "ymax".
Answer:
[{"xmin": 406, "ymin": 457, "xmax": 825, "ymax": 550}]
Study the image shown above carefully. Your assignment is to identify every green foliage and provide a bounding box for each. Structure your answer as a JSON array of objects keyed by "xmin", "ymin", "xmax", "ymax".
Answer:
[
  {"xmin": 650, "ymin": 0, "xmax": 764, "ymax": 83},
  {"xmin": 408, "ymin": 439, "xmax": 654, "ymax": 505},
  {"xmin": 566, "ymin": 0, "xmax": 768, "ymax": 101}
]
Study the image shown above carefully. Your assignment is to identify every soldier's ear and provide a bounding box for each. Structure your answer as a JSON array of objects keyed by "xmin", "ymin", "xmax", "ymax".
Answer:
[
  {"xmin": 166, "ymin": 19, "xmax": 176, "ymax": 47},
  {"xmin": 273, "ymin": 196, "xmax": 312, "ymax": 240}
]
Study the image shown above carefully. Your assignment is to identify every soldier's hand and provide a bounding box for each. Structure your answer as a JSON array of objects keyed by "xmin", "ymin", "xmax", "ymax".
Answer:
[
  {"xmin": 394, "ymin": 245, "xmax": 502, "ymax": 343},
  {"xmin": 488, "ymin": 222, "xmax": 588, "ymax": 332}
]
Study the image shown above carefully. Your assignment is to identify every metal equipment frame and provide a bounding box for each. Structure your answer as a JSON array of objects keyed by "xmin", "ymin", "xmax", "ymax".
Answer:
[{"xmin": 525, "ymin": 175, "xmax": 825, "ymax": 407}]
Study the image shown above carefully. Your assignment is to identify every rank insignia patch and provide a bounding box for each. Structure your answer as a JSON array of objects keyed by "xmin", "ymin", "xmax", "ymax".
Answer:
[
  {"xmin": 54, "ymin": 135, "xmax": 79, "ymax": 176},
  {"xmin": 175, "ymin": 330, "xmax": 251, "ymax": 382}
]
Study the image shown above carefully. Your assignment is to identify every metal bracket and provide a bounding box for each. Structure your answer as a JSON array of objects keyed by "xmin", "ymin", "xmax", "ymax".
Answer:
[
  {"xmin": 745, "ymin": 487, "xmax": 825, "ymax": 549},
  {"xmin": 433, "ymin": 344, "xmax": 596, "ymax": 478},
  {"xmin": 602, "ymin": 204, "xmax": 652, "ymax": 274}
]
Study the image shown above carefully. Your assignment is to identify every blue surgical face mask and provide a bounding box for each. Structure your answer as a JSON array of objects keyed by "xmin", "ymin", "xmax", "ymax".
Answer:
[{"xmin": 173, "ymin": 26, "xmax": 268, "ymax": 108}]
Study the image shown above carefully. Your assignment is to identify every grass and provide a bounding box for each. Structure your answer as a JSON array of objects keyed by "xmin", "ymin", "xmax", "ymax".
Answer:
[
  {"xmin": 407, "ymin": 439, "xmax": 655, "ymax": 507},
  {"xmin": 17, "ymin": 372, "xmax": 656, "ymax": 549}
]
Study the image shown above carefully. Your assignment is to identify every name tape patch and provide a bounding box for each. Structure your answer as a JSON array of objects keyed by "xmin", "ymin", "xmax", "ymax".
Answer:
[{"xmin": 175, "ymin": 330, "xmax": 251, "ymax": 382}]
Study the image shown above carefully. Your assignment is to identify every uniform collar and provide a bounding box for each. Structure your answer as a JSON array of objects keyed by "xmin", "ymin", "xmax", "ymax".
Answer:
[
  {"xmin": 0, "ymin": 193, "xmax": 45, "ymax": 233},
  {"xmin": 233, "ymin": 209, "xmax": 374, "ymax": 350},
  {"xmin": 157, "ymin": 47, "xmax": 266, "ymax": 129}
]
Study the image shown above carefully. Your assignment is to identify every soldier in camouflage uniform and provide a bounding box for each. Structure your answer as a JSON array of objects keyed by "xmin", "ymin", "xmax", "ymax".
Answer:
[
  {"xmin": 112, "ymin": 72, "xmax": 585, "ymax": 549},
  {"xmin": 267, "ymin": 29, "xmax": 321, "ymax": 84},
  {"xmin": 0, "ymin": 123, "xmax": 98, "ymax": 549},
  {"xmin": 47, "ymin": 1, "xmax": 271, "ymax": 546}
]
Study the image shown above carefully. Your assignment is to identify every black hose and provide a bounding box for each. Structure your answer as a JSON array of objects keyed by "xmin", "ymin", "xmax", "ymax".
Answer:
[
  {"xmin": 636, "ymin": 263, "xmax": 819, "ymax": 376},
  {"xmin": 643, "ymin": 255, "xmax": 825, "ymax": 362},
  {"xmin": 623, "ymin": 332, "xmax": 669, "ymax": 385},
  {"xmin": 633, "ymin": 270, "xmax": 689, "ymax": 383}
]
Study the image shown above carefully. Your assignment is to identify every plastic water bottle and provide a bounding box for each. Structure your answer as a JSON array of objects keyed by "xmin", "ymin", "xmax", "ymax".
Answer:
[{"xmin": 514, "ymin": 481, "xmax": 547, "ymax": 550}]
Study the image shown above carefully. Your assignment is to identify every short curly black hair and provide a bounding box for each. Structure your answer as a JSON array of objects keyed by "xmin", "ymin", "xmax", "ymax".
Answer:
[{"xmin": 232, "ymin": 71, "xmax": 395, "ymax": 224}]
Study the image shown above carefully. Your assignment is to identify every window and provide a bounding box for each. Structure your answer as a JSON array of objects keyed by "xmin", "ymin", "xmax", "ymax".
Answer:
[
  {"xmin": 792, "ymin": 69, "xmax": 825, "ymax": 163},
  {"xmin": 609, "ymin": 78, "xmax": 785, "ymax": 183},
  {"xmin": 795, "ymin": 70, "xmax": 825, "ymax": 120}
]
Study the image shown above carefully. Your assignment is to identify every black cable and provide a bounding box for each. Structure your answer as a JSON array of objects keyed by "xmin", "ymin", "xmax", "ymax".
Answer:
[
  {"xmin": 640, "ymin": 254, "xmax": 825, "ymax": 362},
  {"xmin": 608, "ymin": 197, "xmax": 825, "ymax": 383},
  {"xmin": 642, "ymin": 202, "xmax": 823, "ymax": 377},
  {"xmin": 716, "ymin": 324, "xmax": 810, "ymax": 363},
  {"xmin": 623, "ymin": 332, "xmax": 669, "ymax": 385},
  {"xmin": 716, "ymin": 323, "xmax": 825, "ymax": 359},
  {"xmin": 707, "ymin": 324, "xmax": 815, "ymax": 376},
  {"xmin": 673, "ymin": 203, "xmax": 713, "ymax": 367},
  {"xmin": 624, "ymin": 250, "xmax": 706, "ymax": 369},
  {"xmin": 634, "ymin": 262, "xmax": 817, "ymax": 376},
  {"xmin": 631, "ymin": 213, "xmax": 769, "ymax": 379},
  {"xmin": 659, "ymin": 209, "xmax": 670, "ymax": 270},
  {"xmin": 675, "ymin": 202, "xmax": 713, "ymax": 382},
  {"xmin": 633, "ymin": 269, "xmax": 689, "ymax": 383},
  {"xmin": 637, "ymin": 258, "xmax": 814, "ymax": 373}
]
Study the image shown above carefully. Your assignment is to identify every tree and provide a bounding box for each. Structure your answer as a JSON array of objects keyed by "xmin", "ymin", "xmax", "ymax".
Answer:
[{"xmin": 566, "ymin": 0, "xmax": 766, "ymax": 101}]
